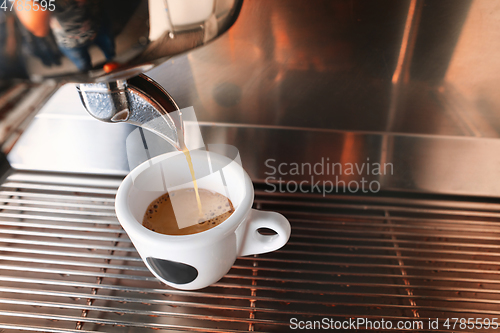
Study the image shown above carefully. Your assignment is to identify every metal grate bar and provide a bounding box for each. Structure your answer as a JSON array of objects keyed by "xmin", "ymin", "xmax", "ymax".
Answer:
[
  {"xmin": 4, "ymin": 278, "xmax": 500, "ymax": 309},
  {"xmin": 0, "ymin": 205, "xmax": 116, "ymax": 217},
  {"xmin": 0, "ymin": 286, "xmax": 288, "ymax": 315},
  {"xmin": 0, "ymin": 198, "xmax": 115, "ymax": 210},
  {"xmin": 0, "ymin": 190, "xmax": 115, "ymax": 203},
  {"xmin": 282, "ymin": 245, "xmax": 498, "ymax": 258},
  {"xmin": 243, "ymin": 252, "xmax": 500, "ymax": 267},
  {"xmin": 0, "ymin": 323, "xmax": 464, "ymax": 333},
  {"xmin": 1, "ymin": 182, "xmax": 118, "ymax": 195},
  {"xmin": 0, "ymin": 255, "xmax": 148, "ymax": 271},
  {"xmin": 0, "ymin": 247, "xmax": 142, "ymax": 261},
  {"xmin": 4, "ymin": 172, "xmax": 122, "ymax": 187},
  {"xmin": 0, "ymin": 212, "xmax": 119, "ymax": 225},
  {"xmin": 0, "ymin": 265, "xmax": 154, "ymax": 281},
  {"xmin": 0, "ymin": 237, "xmax": 135, "ymax": 251},
  {"xmin": 5, "ymin": 284, "xmax": 500, "ymax": 318},
  {"xmin": 0, "ymin": 229, "xmax": 128, "ymax": 242},
  {"xmin": 0, "ymin": 311, "xmax": 257, "ymax": 333},
  {"xmin": 3, "ymin": 259, "xmax": 500, "ymax": 287},
  {"xmin": 232, "ymin": 264, "xmax": 500, "ymax": 280},
  {"xmin": 0, "ymin": 323, "xmax": 96, "ymax": 333},
  {"xmin": 238, "ymin": 254, "xmax": 500, "ymax": 267},
  {"xmin": 285, "ymin": 241, "xmax": 500, "ymax": 257},
  {"xmin": 291, "ymin": 233, "xmax": 500, "ymax": 249},
  {"xmin": 0, "ymin": 298, "xmax": 288, "ymax": 326},
  {"xmin": 0, "ymin": 221, "xmax": 124, "ymax": 233},
  {"xmin": 291, "ymin": 215, "xmax": 500, "ymax": 227},
  {"xmin": 252, "ymin": 189, "xmax": 500, "ymax": 213},
  {"xmin": 236, "ymin": 259, "xmax": 500, "ymax": 275},
  {"xmin": 290, "ymin": 225, "xmax": 500, "ymax": 241},
  {"xmin": 3, "ymin": 275, "xmax": 500, "ymax": 306},
  {"xmin": 4, "ymin": 273, "xmax": 500, "ymax": 301},
  {"xmin": 255, "ymin": 198, "xmax": 500, "ymax": 218}
]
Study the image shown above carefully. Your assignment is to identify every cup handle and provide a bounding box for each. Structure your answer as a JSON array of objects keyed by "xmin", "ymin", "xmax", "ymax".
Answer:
[{"xmin": 238, "ymin": 209, "xmax": 291, "ymax": 257}]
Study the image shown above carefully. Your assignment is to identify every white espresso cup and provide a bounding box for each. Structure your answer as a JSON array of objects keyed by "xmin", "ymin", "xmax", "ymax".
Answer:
[{"xmin": 115, "ymin": 149, "xmax": 291, "ymax": 290}]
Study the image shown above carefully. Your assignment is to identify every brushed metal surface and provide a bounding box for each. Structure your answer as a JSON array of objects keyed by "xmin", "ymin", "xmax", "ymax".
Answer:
[
  {"xmin": 7, "ymin": 85, "xmax": 500, "ymax": 197},
  {"xmin": 145, "ymin": 0, "xmax": 499, "ymax": 137}
]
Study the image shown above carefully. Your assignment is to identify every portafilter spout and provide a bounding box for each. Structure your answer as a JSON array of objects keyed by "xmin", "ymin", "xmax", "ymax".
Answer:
[{"xmin": 77, "ymin": 74, "xmax": 185, "ymax": 151}]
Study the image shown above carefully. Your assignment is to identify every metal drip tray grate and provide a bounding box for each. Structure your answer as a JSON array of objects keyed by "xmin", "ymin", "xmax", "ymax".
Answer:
[{"xmin": 0, "ymin": 171, "xmax": 499, "ymax": 332}]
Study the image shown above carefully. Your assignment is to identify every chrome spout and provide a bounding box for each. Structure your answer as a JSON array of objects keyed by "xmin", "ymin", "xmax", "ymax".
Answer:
[{"xmin": 77, "ymin": 74, "xmax": 184, "ymax": 150}]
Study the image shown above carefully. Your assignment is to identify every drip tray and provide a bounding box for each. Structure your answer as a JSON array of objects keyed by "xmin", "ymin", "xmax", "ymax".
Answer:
[{"xmin": 0, "ymin": 171, "xmax": 499, "ymax": 332}]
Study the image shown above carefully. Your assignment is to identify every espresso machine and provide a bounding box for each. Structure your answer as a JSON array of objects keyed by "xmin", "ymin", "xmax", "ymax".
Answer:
[{"xmin": 0, "ymin": 0, "xmax": 499, "ymax": 332}]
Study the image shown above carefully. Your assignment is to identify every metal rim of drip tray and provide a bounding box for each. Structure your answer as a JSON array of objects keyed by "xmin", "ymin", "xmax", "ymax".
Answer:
[{"xmin": 0, "ymin": 171, "xmax": 498, "ymax": 332}]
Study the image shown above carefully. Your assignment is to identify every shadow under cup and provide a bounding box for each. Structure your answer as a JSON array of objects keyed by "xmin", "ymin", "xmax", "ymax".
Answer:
[{"xmin": 115, "ymin": 150, "xmax": 254, "ymax": 289}]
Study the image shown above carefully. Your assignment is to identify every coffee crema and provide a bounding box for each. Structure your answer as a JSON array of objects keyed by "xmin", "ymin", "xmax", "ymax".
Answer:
[{"xmin": 142, "ymin": 188, "xmax": 235, "ymax": 235}]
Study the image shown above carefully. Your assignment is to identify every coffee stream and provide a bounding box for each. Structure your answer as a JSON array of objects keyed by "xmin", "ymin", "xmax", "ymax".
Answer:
[
  {"xmin": 175, "ymin": 116, "xmax": 203, "ymax": 217},
  {"xmin": 181, "ymin": 147, "xmax": 203, "ymax": 217},
  {"xmin": 141, "ymin": 111, "xmax": 203, "ymax": 217}
]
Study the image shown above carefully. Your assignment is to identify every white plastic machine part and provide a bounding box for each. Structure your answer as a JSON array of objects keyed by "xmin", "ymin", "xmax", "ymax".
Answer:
[
  {"xmin": 148, "ymin": 0, "xmax": 216, "ymax": 40},
  {"xmin": 166, "ymin": 0, "xmax": 215, "ymax": 27}
]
